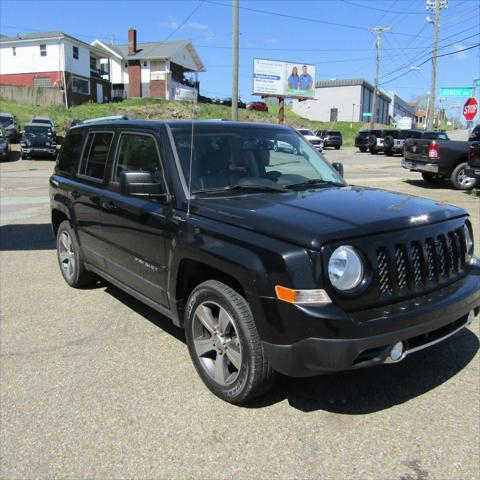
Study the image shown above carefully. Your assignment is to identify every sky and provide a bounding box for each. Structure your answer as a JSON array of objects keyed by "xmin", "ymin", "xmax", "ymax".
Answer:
[{"xmin": 1, "ymin": 0, "xmax": 479, "ymax": 117}]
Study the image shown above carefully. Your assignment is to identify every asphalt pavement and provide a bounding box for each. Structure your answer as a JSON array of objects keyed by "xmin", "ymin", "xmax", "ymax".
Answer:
[{"xmin": 1, "ymin": 145, "xmax": 479, "ymax": 479}]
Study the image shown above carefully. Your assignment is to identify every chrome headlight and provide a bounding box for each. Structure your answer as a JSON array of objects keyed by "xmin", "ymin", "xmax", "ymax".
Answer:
[
  {"xmin": 464, "ymin": 223, "xmax": 474, "ymax": 262},
  {"xmin": 328, "ymin": 246, "xmax": 364, "ymax": 291}
]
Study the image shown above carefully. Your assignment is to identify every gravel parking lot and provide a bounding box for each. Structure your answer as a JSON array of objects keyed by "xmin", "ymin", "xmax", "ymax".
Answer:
[{"xmin": 1, "ymin": 145, "xmax": 479, "ymax": 479}]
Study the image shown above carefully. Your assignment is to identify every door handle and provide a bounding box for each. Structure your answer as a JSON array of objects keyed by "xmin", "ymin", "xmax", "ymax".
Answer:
[
  {"xmin": 102, "ymin": 200, "xmax": 117, "ymax": 211},
  {"xmin": 70, "ymin": 190, "xmax": 81, "ymax": 200}
]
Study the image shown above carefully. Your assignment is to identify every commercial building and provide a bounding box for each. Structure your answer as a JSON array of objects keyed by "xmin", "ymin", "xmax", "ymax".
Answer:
[
  {"xmin": 386, "ymin": 91, "xmax": 415, "ymax": 122},
  {"xmin": 91, "ymin": 28, "xmax": 205, "ymax": 101},
  {"xmin": 292, "ymin": 78, "xmax": 392, "ymax": 124},
  {"xmin": 0, "ymin": 31, "xmax": 112, "ymax": 106}
]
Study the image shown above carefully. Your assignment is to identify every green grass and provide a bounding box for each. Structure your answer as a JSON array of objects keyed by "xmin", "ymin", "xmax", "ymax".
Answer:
[{"xmin": 0, "ymin": 97, "xmax": 373, "ymax": 146}]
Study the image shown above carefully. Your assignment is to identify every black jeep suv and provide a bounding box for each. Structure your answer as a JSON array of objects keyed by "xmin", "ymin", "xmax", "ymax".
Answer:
[
  {"xmin": 21, "ymin": 123, "xmax": 57, "ymax": 159},
  {"xmin": 50, "ymin": 120, "xmax": 479, "ymax": 404}
]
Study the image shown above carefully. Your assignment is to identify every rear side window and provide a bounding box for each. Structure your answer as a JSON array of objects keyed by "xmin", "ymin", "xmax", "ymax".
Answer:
[
  {"xmin": 78, "ymin": 132, "xmax": 113, "ymax": 180},
  {"xmin": 57, "ymin": 132, "xmax": 83, "ymax": 174},
  {"xmin": 114, "ymin": 133, "xmax": 163, "ymax": 183},
  {"xmin": 328, "ymin": 131, "xmax": 341, "ymax": 135}
]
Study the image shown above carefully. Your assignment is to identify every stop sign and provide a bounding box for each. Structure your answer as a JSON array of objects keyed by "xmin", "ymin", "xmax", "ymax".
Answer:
[{"xmin": 463, "ymin": 97, "xmax": 478, "ymax": 121}]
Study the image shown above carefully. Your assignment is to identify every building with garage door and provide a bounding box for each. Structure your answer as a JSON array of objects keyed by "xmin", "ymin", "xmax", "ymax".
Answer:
[
  {"xmin": 91, "ymin": 28, "xmax": 205, "ymax": 101},
  {"xmin": 292, "ymin": 78, "xmax": 392, "ymax": 124},
  {"xmin": 0, "ymin": 31, "xmax": 113, "ymax": 106}
]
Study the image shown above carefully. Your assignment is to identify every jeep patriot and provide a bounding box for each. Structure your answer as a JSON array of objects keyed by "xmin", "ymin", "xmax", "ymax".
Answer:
[{"xmin": 50, "ymin": 120, "xmax": 480, "ymax": 403}]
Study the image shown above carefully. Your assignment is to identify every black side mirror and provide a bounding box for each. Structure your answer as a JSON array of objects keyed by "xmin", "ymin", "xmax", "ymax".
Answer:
[
  {"xmin": 332, "ymin": 162, "xmax": 344, "ymax": 177},
  {"xmin": 119, "ymin": 171, "xmax": 168, "ymax": 200}
]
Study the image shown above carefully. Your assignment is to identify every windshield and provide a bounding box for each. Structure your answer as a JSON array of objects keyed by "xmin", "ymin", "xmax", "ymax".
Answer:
[
  {"xmin": 32, "ymin": 118, "xmax": 52, "ymax": 126},
  {"xmin": 298, "ymin": 129, "xmax": 315, "ymax": 136},
  {"xmin": 327, "ymin": 131, "xmax": 341, "ymax": 135},
  {"xmin": 171, "ymin": 125, "xmax": 344, "ymax": 195},
  {"xmin": 24, "ymin": 126, "xmax": 52, "ymax": 137},
  {"xmin": 0, "ymin": 116, "xmax": 13, "ymax": 127}
]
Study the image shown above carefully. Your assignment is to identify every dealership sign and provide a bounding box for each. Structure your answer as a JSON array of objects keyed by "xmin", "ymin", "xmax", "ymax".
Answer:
[{"xmin": 253, "ymin": 58, "xmax": 316, "ymax": 98}]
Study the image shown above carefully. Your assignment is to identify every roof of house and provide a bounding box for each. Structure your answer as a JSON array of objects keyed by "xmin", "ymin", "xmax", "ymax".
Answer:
[
  {"xmin": 92, "ymin": 39, "xmax": 205, "ymax": 72},
  {"xmin": 0, "ymin": 31, "xmax": 107, "ymax": 56},
  {"xmin": 314, "ymin": 78, "xmax": 391, "ymax": 102}
]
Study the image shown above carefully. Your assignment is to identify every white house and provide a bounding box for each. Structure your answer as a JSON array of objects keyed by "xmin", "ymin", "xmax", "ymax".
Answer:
[
  {"xmin": 0, "ymin": 31, "xmax": 113, "ymax": 106},
  {"xmin": 91, "ymin": 28, "xmax": 205, "ymax": 100}
]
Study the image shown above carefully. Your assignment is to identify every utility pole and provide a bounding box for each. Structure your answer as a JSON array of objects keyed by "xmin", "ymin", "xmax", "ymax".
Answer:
[
  {"xmin": 232, "ymin": 0, "xmax": 239, "ymax": 121},
  {"xmin": 426, "ymin": 0, "xmax": 448, "ymax": 130},
  {"xmin": 369, "ymin": 27, "xmax": 391, "ymax": 128}
]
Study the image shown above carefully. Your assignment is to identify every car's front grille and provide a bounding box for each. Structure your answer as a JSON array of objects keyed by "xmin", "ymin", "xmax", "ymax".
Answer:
[{"xmin": 375, "ymin": 226, "xmax": 467, "ymax": 300}]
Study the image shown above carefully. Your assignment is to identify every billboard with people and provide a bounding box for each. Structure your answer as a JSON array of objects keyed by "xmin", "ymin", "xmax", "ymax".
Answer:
[{"xmin": 253, "ymin": 58, "xmax": 316, "ymax": 99}]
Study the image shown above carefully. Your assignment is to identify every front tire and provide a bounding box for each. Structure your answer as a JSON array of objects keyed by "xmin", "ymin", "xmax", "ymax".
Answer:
[
  {"xmin": 449, "ymin": 162, "xmax": 478, "ymax": 190},
  {"xmin": 56, "ymin": 220, "xmax": 95, "ymax": 288},
  {"xmin": 359, "ymin": 147, "xmax": 367, "ymax": 153},
  {"xmin": 335, "ymin": 145, "xmax": 340, "ymax": 150},
  {"xmin": 184, "ymin": 280, "xmax": 275, "ymax": 404}
]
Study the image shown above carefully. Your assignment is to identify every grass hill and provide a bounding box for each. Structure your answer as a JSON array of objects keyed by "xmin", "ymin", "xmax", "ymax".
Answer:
[{"xmin": 0, "ymin": 97, "xmax": 370, "ymax": 146}]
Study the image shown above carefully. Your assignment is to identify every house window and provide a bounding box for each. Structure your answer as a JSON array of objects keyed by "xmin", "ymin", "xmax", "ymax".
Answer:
[
  {"xmin": 40, "ymin": 44, "xmax": 47, "ymax": 56},
  {"xmin": 34, "ymin": 77, "xmax": 52, "ymax": 87},
  {"xmin": 90, "ymin": 56, "xmax": 96, "ymax": 70},
  {"xmin": 71, "ymin": 75, "xmax": 90, "ymax": 95},
  {"xmin": 143, "ymin": 61, "xmax": 147, "ymax": 67},
  {"xmin": 125, "ymin": 62, "xmax": 128, "ymax": 68},
  {"xmin": 73, "ymin": 46, "xmax": 79, "ymax": 60},
  {"xmin": 12, "ymin": 46, "xmax": 16, "ymax": 56}
]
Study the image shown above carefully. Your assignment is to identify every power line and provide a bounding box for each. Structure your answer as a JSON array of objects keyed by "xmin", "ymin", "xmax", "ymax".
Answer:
[
  {"xmin": 379, "ymin": 43, "xmax": 479, "ymax": 86},
  {"xmin": 163, "ymin": 0, "xmax": 205, "ymax": 41},
  {"xmin": 203, "ymin": 0, "xmax": 431, "ymax": 39},
  {"xmin": 340, "ymin": 0, "xmax": 428, "ymax": 14}
]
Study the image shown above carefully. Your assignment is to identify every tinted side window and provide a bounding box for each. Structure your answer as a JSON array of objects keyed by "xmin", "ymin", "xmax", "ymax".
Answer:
[
  {"xmin": 78, "ymin": 132, "xmax": 113, "ymax": 180},
  {"xmin": 410, "ymin": 131, "xmax": 423, "ymax": 139},
  {"xmin": 114, "ymin": 134, "xmax": 163, "ymax": 183},
  {"xmin": 57, "ymin": 132, "xmax": 83, "ymax": 174}
]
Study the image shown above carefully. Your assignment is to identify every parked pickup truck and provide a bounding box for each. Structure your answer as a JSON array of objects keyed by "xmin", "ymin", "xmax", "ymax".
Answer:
[
  {"xmin": 50, "ymin": 119, "xmax": 479, "ymax": 404},
  {"xmin": 466, "ymin": 141, "xmax": 480, "ymax": 180},
  {"xmin": 402, "ymin": 138, "xmax": 478, "ymax": 190},
  {"xmin": 384, "ymin": 130, "xmax": 449, "ymax": 156}
]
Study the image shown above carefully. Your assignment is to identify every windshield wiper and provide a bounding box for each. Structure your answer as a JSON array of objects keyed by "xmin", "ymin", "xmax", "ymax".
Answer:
[
  {"xmin": 192, "ymin": 183, "xmax": 288, "ymax": 195},
  {"xmin": 284, "ymin": 178, "xmax": 344, "ymax": 189}
]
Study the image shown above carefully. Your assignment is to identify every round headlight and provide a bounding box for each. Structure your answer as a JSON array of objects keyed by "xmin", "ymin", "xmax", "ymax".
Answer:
[
  {"xmin": 328, "ymin": 246, "xmax": 364, "ymax": 291},
  {"xmin": 464, "ymin": 223, "xmax": 474, "ymax": 261}
]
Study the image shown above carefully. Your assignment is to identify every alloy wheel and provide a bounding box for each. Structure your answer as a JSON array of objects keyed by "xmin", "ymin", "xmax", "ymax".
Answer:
[
  {"xmin": 192, "ymin": 301, "xmax": 242, "ymax": 386},
  {"xmin": 457, "ymin": 168, "xmax": 475, "ymax": 188},
  {"xmin": 58, "ymin": 231, "xmax": 76, "ymax": 280}
]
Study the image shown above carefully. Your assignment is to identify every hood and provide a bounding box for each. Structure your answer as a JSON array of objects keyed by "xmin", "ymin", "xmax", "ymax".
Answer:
[
  {"xmin": 191, "ymin": 186, "xmax": 466, "ymax": 250},
  {"xmin": 304, "ymin": 135, "xmax": 322, "ymax": 141}
]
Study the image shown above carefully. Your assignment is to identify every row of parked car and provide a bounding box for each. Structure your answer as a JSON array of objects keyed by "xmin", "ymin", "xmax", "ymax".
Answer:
[
  {"xmin": 353, "ymin": 126, "xmax": 480, "ymax": 191},
  {"xmin": 354, "ymin": 128, "xmax": 449, "ymax": 156},
  {"xmin": 0, "ymin": 112, "xmax": 58, "ymax": 161}
]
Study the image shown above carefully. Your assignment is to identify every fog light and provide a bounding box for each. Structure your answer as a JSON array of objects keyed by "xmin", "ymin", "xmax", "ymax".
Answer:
[{"xmin": 390, "ymin": 341, "xmax": 404, "ymax": 362}]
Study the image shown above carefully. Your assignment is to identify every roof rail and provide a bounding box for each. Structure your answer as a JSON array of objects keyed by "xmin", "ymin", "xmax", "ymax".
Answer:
[{"xmin": 81, "ymin": 114, "xmax": 134, "ymax": 124}]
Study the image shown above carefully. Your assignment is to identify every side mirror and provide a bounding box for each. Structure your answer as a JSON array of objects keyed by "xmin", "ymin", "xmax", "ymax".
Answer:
[
  {"xmin": 332, "ymin": 162, "xmax": 344, "ymax": 177},
  {"xmin": 119, "ymin": 171, "xmax": 168, "ymax": 200}
]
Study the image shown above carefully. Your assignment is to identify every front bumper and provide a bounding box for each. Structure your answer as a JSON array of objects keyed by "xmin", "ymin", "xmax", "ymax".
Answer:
[
  {"xmin": 22, "ymin": 147, "xmax": 57, "ymax": 156},
  {"xmin": 465, "ymin": 166, "xmax": 480, "ymax": 179},
  {"xmin": 262, "ymin": 268, "xmax": 480, "ymax": 377},
  {"xmin": 402, "ymin": 158, "xmax": 440, "ymax": 173}
]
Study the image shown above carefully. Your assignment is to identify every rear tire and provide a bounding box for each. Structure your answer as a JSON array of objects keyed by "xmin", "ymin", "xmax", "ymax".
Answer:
[
  {"xmin": 422, "ymin": 172, "xmax": 445, "ymax": 184},
  {"xmin": 359, "ymin": 147, "xmax": 367, "ymax": 153},
  {"xmin": 370, "ymin": 148, "xmax": 377, "ymax": 155},
  {"xmin": 56, "ymin": 220, "xmax": 95, "ymax": 288},
  {"xmin": 449, "ymin": 162, "xmax": 478, "ymax": 190},
  {"xmin": 184, "ymin": 280, "xmax": 275, "ymax": 404},
  {"xmin": 335, "ymin": 146, "xmax": 340, "ymax": 150},
  {"xmin": 385, "ymin": 149, "xmax": 394, "ymax": 156}
]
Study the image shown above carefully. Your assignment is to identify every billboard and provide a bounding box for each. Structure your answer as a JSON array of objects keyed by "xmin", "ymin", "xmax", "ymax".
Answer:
[{"xmin": 253, "ymin": 58, "xmax": 316, "ymax": 99}]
